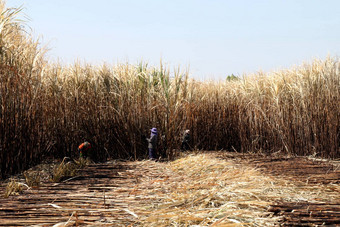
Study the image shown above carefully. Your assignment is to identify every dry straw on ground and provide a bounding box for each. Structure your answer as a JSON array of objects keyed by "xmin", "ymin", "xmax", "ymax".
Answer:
[
  {"xmin": 0, "ymin": 151, "xmax": 338, "ymax": 226},
  {"xmin": 51, "ymin": 157, "xmax": 91, "ymax": 182},
  {"xmin": 3, "ymin": 157, "xmax": 91, "ymax": 197},
  {"xmin": 4, "ymin": 178, "xmax": 30, "ymax": 198},
  {"xmin": 136, "ymin": 152, "xmax": 339, "ymax": 226}
]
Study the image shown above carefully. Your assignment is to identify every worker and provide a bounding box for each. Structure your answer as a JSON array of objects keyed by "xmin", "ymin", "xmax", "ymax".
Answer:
[
  {"xmin": 146, "ymin": 128, "xmax": 158, "ymax": 160},
  {"xmin": 78, "ymin": 141, "xmax": 91, "ymax": 159},
  {"xmin": 181, "ymin": 129, "xmax": 191, "ymax": 151}
]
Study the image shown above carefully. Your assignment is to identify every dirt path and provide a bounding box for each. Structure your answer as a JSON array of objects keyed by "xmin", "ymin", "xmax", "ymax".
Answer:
[{"xmin": 0, "ymin": 152, "xmax": 339, "ymax": 226}]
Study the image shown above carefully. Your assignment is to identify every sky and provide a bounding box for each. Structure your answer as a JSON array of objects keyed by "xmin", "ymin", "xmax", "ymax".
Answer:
[{"xmin": 6, "ymin": 0, "xmax": 340, "ymax": 80}]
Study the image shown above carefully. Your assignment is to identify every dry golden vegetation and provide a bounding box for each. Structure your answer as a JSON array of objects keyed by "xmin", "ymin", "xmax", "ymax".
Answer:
[
  {"xmin": 3, "ymin": 178, "xmax": 28, "ymax": 198},
  {"xmin": 136, "ymin": 153, "xmax": 339, "ymax": 226},
  {"xmin": 51, "ymin": 157, "xmax": 91, "ymax": 183},
  {"xmin": 0, "ymin": 0, "xmax": 339, "ymax": 179},
  {"xmin": 3, "ymin": 157, "xmax": 90, "ymax": 197}
]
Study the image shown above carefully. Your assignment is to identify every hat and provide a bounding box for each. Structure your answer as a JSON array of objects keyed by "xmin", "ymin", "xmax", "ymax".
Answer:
[
  {"xmin": 151, "ymin": 128, "xmax": 157, "ymax": 133},
  {"xmin": 185, "ymin": 129, "xmax": 190, "ymax": 133}
]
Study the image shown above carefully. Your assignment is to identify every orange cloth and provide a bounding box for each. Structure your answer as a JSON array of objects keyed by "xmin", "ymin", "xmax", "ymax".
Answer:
[{"xmin": 78, "ymin": 142, "xmax": 91, "ymax": 152}]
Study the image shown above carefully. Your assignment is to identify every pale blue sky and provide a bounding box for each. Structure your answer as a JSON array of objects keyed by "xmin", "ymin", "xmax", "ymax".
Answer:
[{"xmin": 7, "ymin": 0, "xmax": 340, "ymax": 80}]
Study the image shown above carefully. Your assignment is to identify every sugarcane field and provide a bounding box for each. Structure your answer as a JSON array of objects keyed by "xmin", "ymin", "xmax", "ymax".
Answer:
[{"xmin": 1, "ymin": 1, "xmax": 340, "ymax": 226}]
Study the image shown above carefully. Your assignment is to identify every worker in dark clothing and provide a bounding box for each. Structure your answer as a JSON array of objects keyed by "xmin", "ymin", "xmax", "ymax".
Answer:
[
  {"xmin": 146, "ymin": 128, "xmax": 158, "ymax": 160},
  {"xmin": 181, "ymin": 129, "xmax": 191, "ymax": 151},
  {"xmin": 78, "ymin": 141, "xmax": 91, "ymax": 158}
]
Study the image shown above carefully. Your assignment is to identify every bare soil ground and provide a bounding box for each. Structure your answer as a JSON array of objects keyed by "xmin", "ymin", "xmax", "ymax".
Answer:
[{"xmin": 0, "ymin": 152, "xmax": 339, "ymax": 226}]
